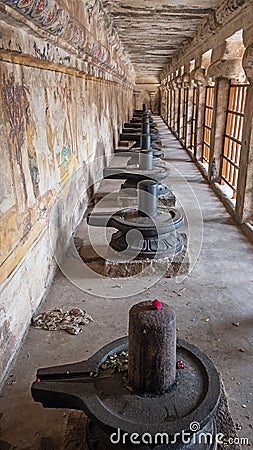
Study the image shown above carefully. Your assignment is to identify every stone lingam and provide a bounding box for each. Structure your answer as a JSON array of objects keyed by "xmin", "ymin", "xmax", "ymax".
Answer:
[
  {"xmin": 120, "ymin": 113, "xmax": 162, "ymax": 150},
  {"xmin": 116, "ymin": 114, "xmax": 163, "ymax": 158},
  {"xmin": 104, "ymin": 150, "xmax": 175, "ymax": 207},
  {"xmin": 83, "ymin": 179, "xmax": 188, "ymax": 278},
  {"xmin": 104, "ymin": 150, "xmax": 171, "ymax": 195},
  {"xmin": 87, "ymin": 180, "xmax": 183, "ymax": 259},
  {"xmin": 31, "ymin": 301, "xmax": 221, "ymax": 449}
]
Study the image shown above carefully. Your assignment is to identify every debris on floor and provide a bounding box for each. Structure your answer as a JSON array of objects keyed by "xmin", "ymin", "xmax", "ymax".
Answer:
[{"xmin": 32, "ymin": 308, "xmax": 93, "ymax": 335}]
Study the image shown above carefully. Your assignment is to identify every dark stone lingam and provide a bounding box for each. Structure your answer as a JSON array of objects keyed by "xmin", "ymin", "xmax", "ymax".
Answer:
[
  {"xmin": 31, "ymin": 301, "xmax": 221, "ymax": 449},
  {"xmin": 104, "ymin": 150, "xmax": 170, "ymax": 195},
  {"xmin": 116, "ymin": 113, "xmax": 163, "ymax": 158},
  {"xmin": 120, "ymin": 113, "xmax": 161, "ymax": 149},
  {"xmin": 87, "ymin": 180, "xmax": 183, "ymax": 259}
]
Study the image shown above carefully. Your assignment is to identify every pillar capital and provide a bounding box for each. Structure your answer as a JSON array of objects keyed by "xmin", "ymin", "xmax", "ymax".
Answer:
[
  {"xmin": 182, "ymin": 73, "xmax": 192, "ymax": 88},
  {"xmin": 174, "ymin": 76, "xmax": 183, "ymax": 88},
  {"xmin": 207, "ymin": 40, "xmax": 245, "ymax": 81},
  {"xmin": 159, "ymin": 84, "xmax": 166, "ymax": 93},
  {"xmin": 243, "ymin": 24, "xmax": 253, "ymax": 48},
  {"xmin": 190, "ymin": 67, "xmax": 211, "ymax": 86},
  {"xmin": 170, "ymin": 79, "xmax": 178, "ymax": 90},
  {"xmin": 242, "ymin": 45, "xmax": 253, "ymax": 84}
]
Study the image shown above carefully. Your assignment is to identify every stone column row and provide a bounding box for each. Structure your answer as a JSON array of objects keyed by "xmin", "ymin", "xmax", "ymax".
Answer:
[
  {"xmin": 162, "ymin": 34, "xmax": 253, "ymax": 224},
  {"xmin": 236, "ymin": 28, "xmax": 253, "ymax": 223}
]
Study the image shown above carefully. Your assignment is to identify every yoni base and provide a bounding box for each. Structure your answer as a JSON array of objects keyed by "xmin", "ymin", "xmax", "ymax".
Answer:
[
  {"xmin": 118, "ymin": 189, "xmax": 176, "ymax": 208},
  {"xmin": 104, "ymin": 234, "xmax": 188, "ymax": 278},
  {"xmin": 90, "ymin": 190, "xmax": 176, "ymax": 208},
  {"xmin": 79, "ymin": 235, "xmax": 188, "ymax": 278}
]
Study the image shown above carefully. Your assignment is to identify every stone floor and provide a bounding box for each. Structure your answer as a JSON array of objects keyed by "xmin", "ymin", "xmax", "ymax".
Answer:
[{"xmin": 0, "ymin": 118, "xmax": 252, "ymax": 450}]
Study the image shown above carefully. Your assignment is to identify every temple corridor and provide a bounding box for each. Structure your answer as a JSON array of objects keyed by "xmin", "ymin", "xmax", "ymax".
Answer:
[{"xmin": 0, "ymin": 1, "xmax": 253, "ymax": 449}]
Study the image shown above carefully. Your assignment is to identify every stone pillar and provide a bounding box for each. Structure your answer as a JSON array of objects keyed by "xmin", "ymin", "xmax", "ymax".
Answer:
[
  {"xmin": 164, "ymin": 87, "xmax": 168, "ymax": 122},
  {"xmin": 179, "ymin": 70, "xmax": 192, "ymax": 147},
  {"xmin": 168, "ymin": 81, "xmax": 174, "ymax": 130},
  {"xmin": 149, "ymin": 90, "xmax": 157, "ymax": 114},
  {"xmin": 208, "ymin": 78, "xmax": 230, "ymax": 182},
  {"xmin": 191, "ymin": 67, "xmax": 210, "ymax": 160},
  {"xmin": 167, "ymin": 83, "xmax": 171, "ymax": 127},
  {"xmin": 159, "ymin": 84, "xmax": 167, "ymax": 122},
  {"xmin": 207, "ymin": 40, "xmax": 246, "ymax": 181},
  {"xmin": 133, "ymin": 91, "xmax": 142, "ymax": 110},
  {"xmin": 176, "ymin": 77, "xmax": 183, "ymax": 139},
  {"xmin": 185, "ymin": 76, "xmax": 194, "ymax": 149},
  {"xmin": 171, "ymin": 78, "xmax": 179, "ymax": 137},
  {"xmin": 185, "ymin": 60, "xmax": 197, "ymax": 149},
  {"xmin": 236, "ymin": 31, "xmax": 253, "ymax": 223}
]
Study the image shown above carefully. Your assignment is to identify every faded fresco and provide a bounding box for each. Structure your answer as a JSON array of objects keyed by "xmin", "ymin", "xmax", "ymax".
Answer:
[
  {"xmin": 0, "ymin": 0, "xmax": 133, "ymax": 384},
  {"xmin": 0, "ymin": 62, "xmax": 131, "ymax": 282}
]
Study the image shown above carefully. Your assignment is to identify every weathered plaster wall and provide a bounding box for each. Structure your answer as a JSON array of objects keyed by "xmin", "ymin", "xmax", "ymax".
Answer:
[{"xmin": 0, "ymin": 0, "xmax": 134, "ymax": 384}]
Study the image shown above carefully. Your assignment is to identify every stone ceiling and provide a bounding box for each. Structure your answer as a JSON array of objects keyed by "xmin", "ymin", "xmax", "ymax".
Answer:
[{"xmin": 101, "ymin": 0, "xmax": 220, "ymax": 83}]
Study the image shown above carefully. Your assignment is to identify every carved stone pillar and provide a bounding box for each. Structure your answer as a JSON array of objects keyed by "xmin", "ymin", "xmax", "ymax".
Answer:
[
  {"xmin": 149, "ymin": 91, "xmax": 158, "ymax": 114},
  {"xmin": 236, "ymin": 32, "xmax": 253, "ymax": 223},
  {"xmin": 159, "ymin": 83, "xmax": 167, "ymax": 121},
  {"xmin": 172, "ymin": 77, "xmax": 182, "ymax": 138},
  {"xmin": 133, "ymin": 91, "xmax": 142, "ymax": 111},
  {"xmin": 164, "ymin": 87, "xmax": 168, "ymax": 121},
  {"xmin": 191, "ymin": 67, "xmax": 210, "ymax": 160},
  {"xmin": 181, "ymin": 72, "xmax": 193, "ymax": 148},
  {"xmin": 206, "ymin": 40, "xmax": 245, "ymax": 181},
  {"xmin": 208, "ymin": 78, "xmax": 230, "ymax": 182},
  {"xmin": 171, "ymin": 79, "xmax": 178, "ymax": 134},
  {"xmin": 166, "ymin": 82, "xmax": 172, "ymax": 128},
  {"xmin": 177, "ymin": 77, "xmax": 184, "ymax": 139}
]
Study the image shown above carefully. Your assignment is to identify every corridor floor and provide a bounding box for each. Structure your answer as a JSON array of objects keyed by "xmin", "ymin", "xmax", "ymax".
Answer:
[{"xmin": 0, "ymin": 118, "xmax": 252, "ymax": 449}]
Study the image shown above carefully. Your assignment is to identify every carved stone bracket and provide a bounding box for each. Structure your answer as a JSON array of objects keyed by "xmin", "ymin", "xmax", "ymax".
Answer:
[
  {"xmin": 207, "ymin": 40, "xmax": 246, "ymax": 81},
  {"xmin": 215, "ymin": 0, "xmax": 248, "ymax": 25},
  {"xmin": 190, "ymin": 67, "xmax": 211, "ymax": 86},
  {"xmin": 196, "ymin": 0, "xmax": 248, "ymax": 46},
  {"xmin": 182, "ymin": 73, "xmax": 191, "ymax": 88},
  {"xmin": 161, "ymin": 0, "xmax": 250, "ymax": 82},
  {"xmin": 243, "ymin": 24, "xmax": 253, "ymax": 48},
  {"xmin": 242, "ymin": 45, "xmax": 253, "ymax": 84},
  {"xmin": 174, "ymin": 76, "xmax": 183, "ymax": 89}
]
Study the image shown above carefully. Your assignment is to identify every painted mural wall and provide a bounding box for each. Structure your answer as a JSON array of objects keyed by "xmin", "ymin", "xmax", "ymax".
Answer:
[{"xmin": 0, "ymin": 0, "xmax": 134, "ymax": 384}]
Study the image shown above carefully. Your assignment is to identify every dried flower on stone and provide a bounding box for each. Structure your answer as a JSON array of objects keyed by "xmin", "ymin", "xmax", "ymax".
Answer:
[
  {"xmin": 101, "ymin": 351, "xmax": 128, "ymax": 374},
  {"xmin": 32, "ymin": 308, "xmax": 93, "ymax": 335},
  {"xmin": 176, "ymin": 360, "xmax": 187, "ymax": 369},
  {"xmin": 152, "ymin": 299, "xmax": 162, "ymax": 310}
]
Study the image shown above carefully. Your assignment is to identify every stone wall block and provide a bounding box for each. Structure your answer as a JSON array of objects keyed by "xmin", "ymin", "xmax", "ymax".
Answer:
[{"xmin": 242, "ymin": 45, "xmax": 253, "ymax": 83}]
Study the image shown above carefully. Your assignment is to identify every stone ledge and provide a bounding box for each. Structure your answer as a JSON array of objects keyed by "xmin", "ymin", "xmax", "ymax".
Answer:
[
  {"xmin": 104, "ymin": 234, "xmax": 188, "ymax": 278},
  {"xmin": 79, "ymin": 234, "xmax": 188, "ymax": 279}
]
